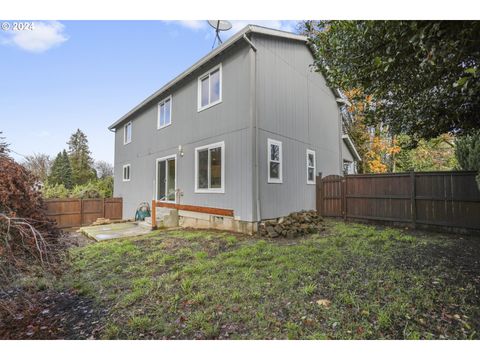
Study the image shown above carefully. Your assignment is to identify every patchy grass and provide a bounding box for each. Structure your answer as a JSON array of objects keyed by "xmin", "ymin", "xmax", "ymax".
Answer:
[{"xmin": 62, "ymin": 221, "xmax": 480, "ymax": 339}]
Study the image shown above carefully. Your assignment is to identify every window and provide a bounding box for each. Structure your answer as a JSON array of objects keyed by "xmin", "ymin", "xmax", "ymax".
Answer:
[
  {"xmin": 267, "ymin": 139, "xmax": 282, "ymax": 183},
  {"xmin": 195, "ymin": 141, "xmax": 225, "ymax": 193},
  {"xmin": 343, "ymin": 160, "xmax": 356, "ymax": 175},
  {"xmin": 158, "ymin": 96, "xmax": 172, "ymax": 129},
  {"xmin": 197, "ymin": 64, "xmax": 222, "ymax": 111},
  {"xmin": 123, "ymin": 164, "xmax": 131, "ymax": 181},
  {"xmin": 124, "ymin": 122, "xmax": 132, "ymax": 144},
  {"xmin": 306, "ymin": 149, "xmax": 316, "ymax": 184}
]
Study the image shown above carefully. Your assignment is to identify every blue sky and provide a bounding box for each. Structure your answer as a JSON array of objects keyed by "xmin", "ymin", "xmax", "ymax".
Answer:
[{"xmin": 0, "ymin": 20, "xmax": 299, "ymax": 164}]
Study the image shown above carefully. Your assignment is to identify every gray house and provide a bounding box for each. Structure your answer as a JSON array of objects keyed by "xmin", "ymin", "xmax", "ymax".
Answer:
[{"xmin": 108, "ymin": 25, "xmax": 360, "ymax": 233}]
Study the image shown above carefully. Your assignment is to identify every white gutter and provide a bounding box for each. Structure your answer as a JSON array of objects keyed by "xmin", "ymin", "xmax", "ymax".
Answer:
[
  {"xmin": 108, "ymin": 25, "xmax": 306, "ymax": 130},
  {"xmin": 243, "ymin": 33, "xmax": 261, "ymax": 223}
]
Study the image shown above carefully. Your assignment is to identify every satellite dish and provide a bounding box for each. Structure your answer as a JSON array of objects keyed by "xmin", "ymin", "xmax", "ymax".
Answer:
[{"xmin": 207, "ymin": 20, "xmax": 232, "ymax": 48}]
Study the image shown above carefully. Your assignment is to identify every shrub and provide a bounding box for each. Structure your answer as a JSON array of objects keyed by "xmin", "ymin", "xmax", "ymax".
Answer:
[
  {"xmin": 41, "ymin": 177, "xmax": 113, "ymax": 199},
  {"xmin": 42, "ymin": 182, "xmax": 70, "ymax": 199},
  {"xmin": 0, "ymin": 140, "xmax": 61, "ymax": 280},
  {"xmin": 70, "ymin": 177, "xmax": 113, "ymax": 199},
  {"xmin": 70, "ymin": 183, "xmax": 101, "ymax": 199}
]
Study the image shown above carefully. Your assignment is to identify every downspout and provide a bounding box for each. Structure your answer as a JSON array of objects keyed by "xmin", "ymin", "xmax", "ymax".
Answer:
[
  {"xmin": 243, "ymin": 33, "xmax": 261, "ymax": 223},
  {"xmin": 108, "ymin": 127, "xmax": 117, "ymax": 199}
]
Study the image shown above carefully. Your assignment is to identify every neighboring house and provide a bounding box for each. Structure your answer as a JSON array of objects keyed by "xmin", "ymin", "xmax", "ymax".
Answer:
[
  {"xmin": 337, "ymin": 90, "xmax": 362, "ymax": 175},
  {"xmin": 108, "ymin": 25, "xmax": 360, "ymax": 232},
  {"xmin": 342, "ymin": 134, "xmax": 361, "ymax": 175}
]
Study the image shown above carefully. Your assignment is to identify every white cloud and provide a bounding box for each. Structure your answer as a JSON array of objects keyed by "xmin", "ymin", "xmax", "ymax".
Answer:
[
  {"xmin": 229, "ymin": 20, "xmax": 299, "ymax": 34},
  {"xmin": 1, "ymin": 21, "xmax": 68, "ymax": 53},
  {"xmin": 175, "ymin": 20, "xmax": 207, "ymax": 31},
  {"xmin": 168, "ymin": 20, "xmax": 300, "ymax": 37}
]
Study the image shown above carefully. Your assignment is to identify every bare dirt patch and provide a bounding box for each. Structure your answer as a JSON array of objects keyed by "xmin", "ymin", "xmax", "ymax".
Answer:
[
  {"xmin": 0, "ymin": 289, "xmax": 106, "ymax": 339},
  {"xmin": 0, "ymin": 230, "xmax": 105, "ymax": 340}
]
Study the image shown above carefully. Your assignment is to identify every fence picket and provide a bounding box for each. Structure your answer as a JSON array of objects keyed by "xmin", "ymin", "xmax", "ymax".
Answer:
[
  {"xmin": 317, "ymin": 171, "xmax": 480, "ymax": 233},
  {"xmin": 45, "ymin": 198, "xmax": 123, "ymax": 229}
]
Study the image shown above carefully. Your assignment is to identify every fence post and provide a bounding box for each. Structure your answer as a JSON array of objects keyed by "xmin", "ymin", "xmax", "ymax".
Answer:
[
  {"xmin": 342, "ymin": 177, "xmax": 347, "ymax": 220},
  {"xmin": 151, "ymin": 200, "xmax": 157, "ymax": 229},
  {"xmin": 102, "ymin": 198, "xmax": 106, "ymax": 219},
  {"xmin": 79, "ymin": 199, "xmax": 83, "ymax": 227},
  {"xmin": 410, "ymin": 171, "xmax": 416, "ymax": 229},
  {"xmin": 316, "ymin": 172, "xmax": 322, "ymax": 216},
  {"xmin": 119, "ymin": 198, "xmax": 123, "ymax": 220}
]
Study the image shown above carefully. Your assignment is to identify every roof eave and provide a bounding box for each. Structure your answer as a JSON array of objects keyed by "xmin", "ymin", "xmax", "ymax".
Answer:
[{"xmin": 342, "ymin": 134, "xmax": 362, "ymax": 161}]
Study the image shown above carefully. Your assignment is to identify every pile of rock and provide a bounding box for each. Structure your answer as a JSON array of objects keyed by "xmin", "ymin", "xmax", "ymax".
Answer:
[{"xmin": 258, "ymin": 210, "xmax": 325, "ymax": 239}]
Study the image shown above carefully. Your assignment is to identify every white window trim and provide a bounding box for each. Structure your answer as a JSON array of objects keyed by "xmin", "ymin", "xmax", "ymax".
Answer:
[
  {"xmin": 155, "ymin": 154, "xmax": 177, "ymax": 203},
  {"xmin": 157, "ymin": 95, "xmax": 173, "ymax": 130},
  {"xmin": 194, "ymin": 141, "xmax": 225, "ymax": 193},
  {"xmin": 267, "ymin": 138, "xmax": 283, "ymax": 184},
  {"xmin": 123, "ymin": 121, "xmax": 132, "ymax": 145},
  {"xmin": 197, "ymin": 63, "xmax": 222, "ymax": 112},
  {"xmin": 122, "ymin": 164, "xmax": 131, "ymax": 182},
  {"xmin": 306, "ymin": 149, "xmax": 316, "ymax": 185}
]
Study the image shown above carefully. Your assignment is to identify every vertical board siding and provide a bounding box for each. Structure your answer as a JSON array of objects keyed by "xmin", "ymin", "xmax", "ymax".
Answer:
[
  {"xmin": 253, "ymin": 34, "xmax": 343, "ymax": 220},
  {"xmin": 317, "ymin": 172, "xmax": 480, "ymax": 232},
  {"xmin": 113, "ymin": 42, "xmax": 254, "ymax": 221},
  {"xmin": 45, "ymin": 198, "xmax": 122, "ymax": 228}
]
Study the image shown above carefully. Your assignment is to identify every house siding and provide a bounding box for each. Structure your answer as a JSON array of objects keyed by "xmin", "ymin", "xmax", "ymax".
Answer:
[
  {"xmin": 112, "ymin": 30, "xmax": 346, "ymax": 224},
  {"xmin": 342, "ymin": 141, "xmax": 355, "ymax": 163},
  {"xmin": 253, "ymin": 33, "xmax": 343, "ymax": 219},
  {"xmin": 113, "ymin": 42, "xmax": 254, "ymax": 221}
]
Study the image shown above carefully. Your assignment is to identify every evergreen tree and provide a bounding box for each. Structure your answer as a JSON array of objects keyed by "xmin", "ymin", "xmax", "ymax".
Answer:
[
  {"xmin": 67, "ymin": 129, "xmax": 96, "ymax": 185},
  {"xmin": 48, "ymin": 150, "xmax": 73, "ymax": 189},
  {"xmin": 455, "ymin": 131, "xmax": 480, "ymax": 189},
  {"xmin": 455, "ymin": 131, "xmax": 480, "ymax": 171},
  {"xmin": 0, "ymin": 131, "xmax": 8, "ymax": 156}
]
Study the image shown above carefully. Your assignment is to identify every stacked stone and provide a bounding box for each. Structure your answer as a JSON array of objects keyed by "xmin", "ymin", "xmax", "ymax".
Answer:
[{"xmin": 258, "ymin": 210, "xmax": 325, "ymax": 238}]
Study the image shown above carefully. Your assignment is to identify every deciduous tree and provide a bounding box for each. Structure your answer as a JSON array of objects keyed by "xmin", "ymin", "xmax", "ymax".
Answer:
[
  {"xmin": 22, "ymin": 153, "xmax": 51, "ymax": 183},
  {"xmin": 395, "ymin": 134, "xmax": 457, "ymax": 172},
  {"xmin": 304, "ymin": 21, "xmax": 480, "ymax": 142},
  {"xmin": 94, "ymin": 160, "xmax": 113, "ymax": 179}
]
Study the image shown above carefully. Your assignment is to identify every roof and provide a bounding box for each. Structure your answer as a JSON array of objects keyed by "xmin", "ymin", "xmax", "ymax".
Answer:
[
  {"xmin": 108, "ymin": 25, "xmax": 308, "ymax": 130},
  {"xmin": 342, "ymin": 134, "xmax": 362, "ymax": 161}
]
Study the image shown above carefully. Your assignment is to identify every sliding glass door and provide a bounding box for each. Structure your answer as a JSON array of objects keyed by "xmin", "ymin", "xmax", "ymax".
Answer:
[{"xmin": 156, "ymin": 156, "xmax": 176, "ymax": 202}]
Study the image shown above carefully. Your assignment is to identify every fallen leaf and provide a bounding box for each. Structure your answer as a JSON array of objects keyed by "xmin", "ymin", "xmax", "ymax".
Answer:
[{"xmin": 316, "ymin": 299, "xmax": 331, "ymax": 308}]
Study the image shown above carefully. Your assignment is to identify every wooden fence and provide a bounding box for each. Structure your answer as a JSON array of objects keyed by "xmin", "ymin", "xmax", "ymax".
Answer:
[
  {"xmin": 45, "ymin": 198, "xmax": 123, "ymax": 229},
  {"xmin": 316, "ymin": 171, "xmax": 480, "ymax": 232}
]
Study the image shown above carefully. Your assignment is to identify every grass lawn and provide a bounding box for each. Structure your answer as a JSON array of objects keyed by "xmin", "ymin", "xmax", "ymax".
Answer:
[{"xmin": 62, "ymin": 220, "xmax": 480, "ymax": 339}]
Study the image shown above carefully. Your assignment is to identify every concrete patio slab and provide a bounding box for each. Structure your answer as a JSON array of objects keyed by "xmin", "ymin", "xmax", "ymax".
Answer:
[{"xmin": 79, "ymin": 222, "xmax": 151, "ymax": 241}]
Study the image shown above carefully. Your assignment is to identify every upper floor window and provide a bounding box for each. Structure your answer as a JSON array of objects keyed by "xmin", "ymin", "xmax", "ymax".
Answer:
[
  {"xmin": 195, "ymin": 141, "xmax": 225, "ymax": 193},
  {"xmin": 267, "ymin": 139, "xmax": 283, "ymax": 183},
  {"xmin": 123, "ymin": 164, "xmax": 131, "ymax": 181},
  {"xmin": 306, "ymin": 149, "xmax": 316, "ymax": 184},
  {"xmin": 198, "ymin": 64, "xmax": 222, "ymax": 111},
  {"xmin": 158, "ymin": 96, "xmax": 172, "ymax": 129},
  {"xmin": 124, "ymin": 121, "xmax": 132, "ymax": 144}
]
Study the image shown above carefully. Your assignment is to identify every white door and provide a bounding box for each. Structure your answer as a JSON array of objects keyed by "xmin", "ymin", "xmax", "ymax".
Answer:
[{"xmin": 156, "ymin": 156, "xmax": 176, "ymax": 202}]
